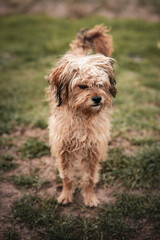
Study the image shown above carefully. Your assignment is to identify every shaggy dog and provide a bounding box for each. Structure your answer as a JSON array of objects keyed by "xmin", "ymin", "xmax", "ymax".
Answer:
[{"xmin": 47, "ymin": 25, "xmax": 116, "ymax": 207}]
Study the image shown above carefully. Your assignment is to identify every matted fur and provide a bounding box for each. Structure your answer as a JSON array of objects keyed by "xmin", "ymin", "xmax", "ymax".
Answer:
[{"xmin": 47, "ymin": 25, "xmax": 116, "ymax": 207}]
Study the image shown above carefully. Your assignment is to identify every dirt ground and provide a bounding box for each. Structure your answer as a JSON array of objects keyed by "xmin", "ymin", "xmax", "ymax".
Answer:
[
  {"xmin": 0, "ymin": 127, "xmax": 117, "ymax": 239},
  {"xmin": 1, "ymin": 123, "xmax": 159, "ymax": 239}
]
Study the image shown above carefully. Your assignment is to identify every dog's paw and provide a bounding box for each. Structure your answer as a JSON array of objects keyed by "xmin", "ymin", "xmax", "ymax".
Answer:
[
  {"xmin": 57, "ymin": 192, "xmax": 73, "ymax": 205},
  {"xmin": 84, "ymin": 194, "xmax": 99, "ymax": 207}
]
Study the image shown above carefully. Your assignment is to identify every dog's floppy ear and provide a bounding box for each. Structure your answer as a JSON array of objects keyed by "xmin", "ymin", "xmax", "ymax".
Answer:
[
  {"xmin": 106, "ymin": 60, "xmax": 117, "ymax": 98},
  {"xmin": 49, "ymin": 66, "xmax": 69, "ymax": 107},
  {"xmin": 99, "ymin": 60, "xmax": 117, "ymax": 98},
  {"xmin": 108, "ymin": 68, "xmax": 117, "ymax": 98}
]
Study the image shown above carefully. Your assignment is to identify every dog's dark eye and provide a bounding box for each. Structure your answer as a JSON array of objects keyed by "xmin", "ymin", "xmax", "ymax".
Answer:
[{"xmin": 78, "ymin": 85, "xmax": 88, "ymax": 89}]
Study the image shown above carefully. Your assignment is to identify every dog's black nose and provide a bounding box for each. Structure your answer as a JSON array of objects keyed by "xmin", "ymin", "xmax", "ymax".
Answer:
[{"xmin": 92, "ymin": 96, "xmax": 102, "ymax": 104}]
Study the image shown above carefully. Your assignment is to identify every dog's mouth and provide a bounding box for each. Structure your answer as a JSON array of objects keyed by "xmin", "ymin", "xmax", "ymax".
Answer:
[{"xmin": 92, "ymin": 103, "xmax": 101, "ymax": 108}]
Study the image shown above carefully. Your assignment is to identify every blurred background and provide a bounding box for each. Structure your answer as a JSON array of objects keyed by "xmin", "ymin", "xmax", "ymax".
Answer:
[{"xmin": 0, "ymin": 0, "xmax": 160, "ymax": 21}]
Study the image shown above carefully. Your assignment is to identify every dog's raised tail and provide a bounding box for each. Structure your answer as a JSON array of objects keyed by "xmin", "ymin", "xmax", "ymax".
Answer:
[{"xmin": 70, "ymin": 25, "xmax": 113, "ymax": 57}]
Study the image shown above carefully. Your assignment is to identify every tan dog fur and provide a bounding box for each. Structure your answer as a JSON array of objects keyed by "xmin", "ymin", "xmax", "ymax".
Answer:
[{"xmin": 47, "ymin": 25, "xmax": 116, "ymax": 207}]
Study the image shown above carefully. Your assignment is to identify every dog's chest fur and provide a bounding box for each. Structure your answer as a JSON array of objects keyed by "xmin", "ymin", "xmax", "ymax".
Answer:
[{"xmin": 49, "ymin": 106, "xmax": 111, "ymax": 161}]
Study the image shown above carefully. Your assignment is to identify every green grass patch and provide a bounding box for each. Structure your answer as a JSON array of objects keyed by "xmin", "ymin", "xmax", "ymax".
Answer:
[
  {"xmin": 0, "ymin": 16, "xmax": 160, "ymax": 134},
  {"xmin": 1, "ymin": 153, "xmax": 14, "ymax": 161},
  {"xmin": 12, "ymin": 193, "xmax": 160, "ymax": 240},
  {"xmin": 19, "ymin": 137, "xmax": 50, "ymax": 159},
  {"xmin": 131, "ymin": 136, "xmax": 158, "ymax": 146},
  {"xmin": 0, "ymin": 137, "xmax": 14, "ymax": 148},
  {"xmin": 33, "ymin": 119, "xmax": 48, "ymax": 129},
  {"xmin": 0, "ymin": 161, "xmax": 18, "ymax": 173},
  {"xmin": 101, "ymin": 144, "xmax": 160, "ymax": 189},
  {"xmin": 9, "ymin": 174, "xmax": 49, "ymax": 189},
  {"xmin": 3, "ymin": 227, "xmax": 20, "ymax": 240},
  {"xmin": 0, "ymin": 153, "xmax": 18, "ymax": 173}
]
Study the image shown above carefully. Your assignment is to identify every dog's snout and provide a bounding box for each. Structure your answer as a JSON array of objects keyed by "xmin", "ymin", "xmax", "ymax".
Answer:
[{"xmin": 92, "ymin": 96, "xmax": 102, "ymax": 104}]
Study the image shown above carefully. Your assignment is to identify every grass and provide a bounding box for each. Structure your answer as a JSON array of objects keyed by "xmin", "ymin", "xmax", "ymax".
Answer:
[
  {"xmin": 1, "ymin": 153, "xmax": 14, "ymax": 161},
  {"xmin": 0, "ymin": 137, "xmax": 18, "ymax": 173},
  {"xmin": 0, "ymin": 161, "xmax": 18, "ymax": 173},
  {"xmin": 0, "ymin": 153, "xmax": 18, "ymax": 173},
  {"xmin": 0, "ymin": 137, "xmax": 14, "ymax": 148},
  {"xmin": 12, "ymin": 193, "xmax": 160, "ymax": 240},
  {"xmin": 130, "ymin": 136, "xmax": 158, "ymax": 146},
  {"xmin": 0, "ymin": 16, "xmax": 160, "ymax": 134},
  {"xmin": 9, "ymin": 174, "xmax": 49, "ymax": 189},
  {"xmin": 19, "ymin": 137, "xmax": 50, "ymax": 159},
  {"xmin": 101, "ymin": 144, "xmax": 160, "ymax": 189},
  {"xmin": 4, "ymin": 227, "xmax": 20, "ymax": 240},
  {"xmin": 0, "ymin": 14, "xmax": 160, "ymax": 240}
]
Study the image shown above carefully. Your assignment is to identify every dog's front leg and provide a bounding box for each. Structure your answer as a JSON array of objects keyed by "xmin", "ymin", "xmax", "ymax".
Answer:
[
  {"xmin": 81, "ymin": 150, "xmax": 99, "ymax": 207},
  {"xmin": 57, "ymin": 151, "xmax": 74, "ymax": 205}
]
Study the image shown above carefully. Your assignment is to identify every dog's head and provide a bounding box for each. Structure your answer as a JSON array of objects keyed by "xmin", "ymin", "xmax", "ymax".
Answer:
[{"xmin": 49, "ymin": 54, "xmax": 116, "ymax": 115}]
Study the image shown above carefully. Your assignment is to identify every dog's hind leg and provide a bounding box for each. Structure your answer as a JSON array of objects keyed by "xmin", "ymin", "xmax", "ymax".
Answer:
[
  {"xmin": 81, "ymin": 150, "xmax": 100, "ymax": 207},
  {"xmin": 57, "ymin": 152, "xmax": 74, "ymax": 205}
]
